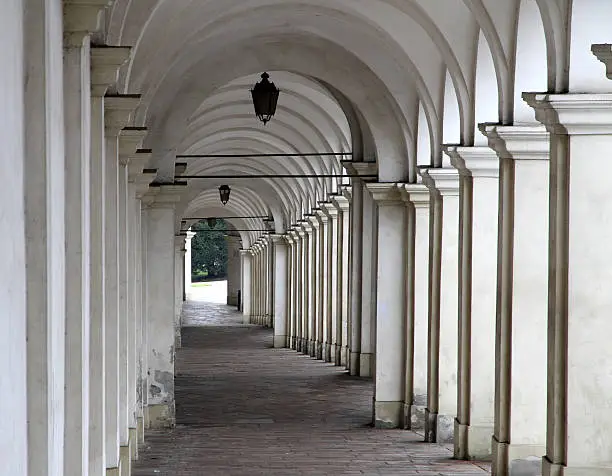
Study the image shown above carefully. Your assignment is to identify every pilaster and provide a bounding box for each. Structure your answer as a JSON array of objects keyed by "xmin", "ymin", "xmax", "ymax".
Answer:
[
  {"xmin": 321, "ymin": 202, "xmax": 339, "ymax": 363},
  {"xmin": 332, "ymin": 194, "xmax": 351, "ymax": 367},
  {"xmin": 271, "ymin": 234, "xmax": 289, "ymax": 348}
]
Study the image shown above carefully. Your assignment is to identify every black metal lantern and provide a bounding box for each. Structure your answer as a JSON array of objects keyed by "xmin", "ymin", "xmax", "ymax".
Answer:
[
  {"xmin": 251, "ymin": 72, "xmax": 280, "ymax": 125},
  {"xmin": 219, "ymin": 185, "xmax": 231, "ymax": 205},
  {"xmin": 207, "ymin": 218, "xmax": 217, "ymax": 228}
]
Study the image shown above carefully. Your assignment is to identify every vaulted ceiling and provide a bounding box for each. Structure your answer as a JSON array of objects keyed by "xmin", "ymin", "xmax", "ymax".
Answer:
[{"xmin": 105, "ymin": 0, "xmax": 612, "ymax": 246}]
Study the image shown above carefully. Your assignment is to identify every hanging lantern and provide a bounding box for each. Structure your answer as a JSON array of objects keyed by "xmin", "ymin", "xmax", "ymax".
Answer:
[
  {"xmin": 207, "ymin": 218, "xmax": 217, "ymax": 228},
  {"xmin": 219, "ymin": 185, "xmax": 231, "ymax": 205},
  {"xmin": 251, "ymin": 72, "xmax": 280, "ymax": 125}
]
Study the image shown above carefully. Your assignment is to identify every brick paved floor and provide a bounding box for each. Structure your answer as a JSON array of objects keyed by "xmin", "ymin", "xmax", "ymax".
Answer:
[{"xmin": 133, "ymin": 302, "xmax": 491, "ymax": 476}]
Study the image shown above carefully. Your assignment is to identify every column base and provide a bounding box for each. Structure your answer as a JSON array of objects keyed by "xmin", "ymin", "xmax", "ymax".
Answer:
[
  {"xmin": 129, "ymin": 427, "xmax": 138, "ymax": 460},
  {"xmin": 342, "ymin": 346, "xmax": 349, "ymax": 368},
  {"xmin": 286, "ymin": 335, "xmax": 291, "ymax": 348},
  {"xmin": 492, "ymin": 436, "xmax": 545, "ymax": 476},
  {"xmin": 309, "ymin": 340, "xmax": 317, "ymax": 357},
  {"xmin": 374, "ymin": 401, "xmax": 403, "ymax": 429},
  {"xmin": 302, "ymin": 338, "xmax": 310, "ymax": 355},
  {"xmin": 120, "ymin": 445, "xmax": 130, "ymax": 476},
  {"xmin": 106, "ymin": 466, "xmax": 120, "ymax": 476},
  {"xmin": 146, "ymin": 403, "xmax": 176, "ymax": 429},
  {"xmin": 324, "ymin": 343, "xmax": 333, "ymax": 363},
  {"xmin": 296, "ymin": 338, "xmax": 303, "ymax": 352},
  {"xmin": 242, "ymin": 315, "xmax": 251, "ymax": 325},
  {"xmin": 359, "ymin": 353, "xmax": 374, "ymax": 378},
  {"xmin": 334, "ymin": 344, "xmax": 343, "ymax": 366},
  {"xmin": 349, "ymin": 351, "xmax": 360, "ymax": 376},
  {"xmin": 273, "ymin": 335, "xmax": 287, "ymax": 348},
  {"xmin": 316, "ymin": 341, "xmax": 323, "ymax": 360},
  {"xmin": 454, "ymin": 419, "xmax": 493, "ymax": 460},
  {"xmin": 291, "ymin": 336, "xmax": 297, "ymax": 350},
  {"xmin": 424, "ymin": 408, "xmax": 454, "ymax": 443},
  {"xmin": 542, "ymin": 457, "xmax": 612, "ymax": 476},
  {"xmin": 137, "ymin": 416, "xmax": 145, "ymax": 445},
  {"xmin": 403, "ymin": 403, "xmax": 426, "ymax": 430}
]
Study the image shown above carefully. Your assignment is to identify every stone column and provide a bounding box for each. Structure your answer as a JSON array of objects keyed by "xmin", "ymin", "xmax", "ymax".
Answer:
[
  {"xmin": 446, "ymin": 147, "xmax": 499, "ymax": 458},
  {"xmin": 367, "ymin": 183, "xmax": 406, "ymax": 428},
  {"xmin": 271, "ymin": 235, "xmax": 289, "ymax": 347},
  {"xmin": 104, "ymin": 95, "xmax": 141, "ymax": 475},
  {"xmin": 252, "ymin": 245, "xmax": 260, "ymax": 324},
  {"xmin": 484, "ymin": 124, "xmax": 549, "ymax": 476},
  {"xmin": 322, "ymin": 203, "xmax": 339, "ymax": 363},
  {"xmin": 88, "ymin": 45, "xmax": 131, "ymax": 476},
  {"xmin": 286, "ymin": 232, "xmax": 297, "ymax": 348},
  {"xmin": 0, "ymin": 2, "xmax": 27, "ymax": 473},
  {"xmin": 240, "ymin": 250, "xmax": 252, "ymax": 323},
  {"xmin": 24, "ymin": 2, "xmax": 67, "ymax": 473},
  {"xmin": 117, "ymin": 128, "xmax": 145, "ymax": 475},
  {"xmin": 299, "ymin": 224, "xmax": 311, "ymax": 353},
  {"xmin": 525, "ymin": 91, "xmax": 612, "ymax": 476},
  {"xmin": 174, "ymin": 237, "xmax": 186, "ymax": 347},
  {"xmin": 184, "ymin": 231, "xmax": 196, "ymax": 301},
  {"xmin": 360, "ymin": 186, "xmax": 377, "ymax": 377},
  {"xmin": 127, "ymin": 156, "xmax": 156, "ymax": 460},
  {"xmin": 349, "ymin": 180, "xmax": 363, "ymax": 375},
  {"xmin": 419, "ymin": 166, "xmax": 460, "ymax": 445},
  {"xmin": 332, "ymin": 193, "xmax": 351, "ymax": 367},
  {"xmin": 226, "ymin": 236, "xmax": 241, "ymax": 307},
  {"xmin": 144, "ymin": 186, "xmax": 183, "ymax": 429},
  {"xmin": 305, "ymin": 216, "xmax": 319, "ymax": 356},
  {"xmin": 63, "ymin": 13, "xmax": 93, "ymax": 474},
  {"xmin": 267, "ymin": 237, "xmax": 275, "ymax": 327},
  {"xmin": 295, "ymin": 230, "xmax": 306, "ymax": 351},
  {"xmin": 399, "ymin": 184, "xmax": 430, "ymax": 431},
  {"xmin": 315, "ymin": 210, "xmax": 329, "ymax": 360}
]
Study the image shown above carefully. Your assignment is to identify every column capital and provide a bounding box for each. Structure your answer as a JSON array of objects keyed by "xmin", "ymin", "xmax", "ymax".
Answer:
[
  {"xmin": 331, "ymin": 194, "xmax": 350, "ymax": 211},
  {"xmin": 174, "ymin": 235, "xmax": 187, "ymax": 251},
  {"xmin": 90, "ymin": 46, "xmax": 131, "ymax": 97},
  {"xmin": 307, "ymin": 213, "xmax": 321, "ymax": 229},
  {"xmin": 481, "ymin": 124, "xmax": 550, "ymax": 161},
  {"xmin": 592, "ymin": 44, "xmax": 612, "ymax": 80},
  {"xmin": 185, "ymin": 231, "xmax": 197, "ymax": 240},
  {"xmin": 444, "ymin": 145, "xmax": 499, "ymax": 178},
  {"xmin": 132, "ymin": 168, "xmax": 158, "ymax": 199},
  {"xmin": 143, "ymin": 184, "xmax": 185, "ymax": 209},
  {"xmin": 419, "ymin": 167, "xmax": 460, "ymax": 196},
  {"xmin": 399, "ymin": 183, "xmax": 430, "ymax": 208},
  {"xmin": 63, "ymin": 0, "xmax": 110, "ymax": 44},
  {"xmin": 341, "ymin": 185, "xmax": 353, "ymax": 202},
  {"xmin": 523, "ymin": 92, "xmax": 612, "ymax": 135},
  {"xmin": 119, "ymin": 127, "xmax": 147, "ymax": 165},
  {"xmin": 299, "ymin": 220, "xmax": 312, "ymax": 234},
  {"xmin": 128, "ymin": 149, "xmax": 152, "ymax": 182},
  {"xmin": 239, "ymin": 249, "xmax": 250, "ymax": 257},
  {"xmin": 104, "ymin": 94, "xmax": 141, "ymax": 134},
  {"xmin": 270, "ymin": 234, "xmax": 289, "ymax": 246},
  {"xmin": 342, "ymin": 161, "xmax": 378, "ymax": 182},
  {"xmin": 366, "ymin": 182, "xmax": 403, "ymax": 205},
  {"xmin": 320, "ymin": 201, "xmax": 339, "ymax": 218},
  {"xmin": 315, "ymin": 208, "xmax": 329, "ymax": 224}
]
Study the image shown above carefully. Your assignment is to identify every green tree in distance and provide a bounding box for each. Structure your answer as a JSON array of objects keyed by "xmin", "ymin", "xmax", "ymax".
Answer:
[{"xmin": 191, "ymin": 220, "xmax": 228, "ymax": 281}]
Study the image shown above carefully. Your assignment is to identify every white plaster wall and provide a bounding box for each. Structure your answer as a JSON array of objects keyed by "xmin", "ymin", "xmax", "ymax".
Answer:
[{"xmin": 0, "ymin": 2, "xmax": 27, "ymax": 474}]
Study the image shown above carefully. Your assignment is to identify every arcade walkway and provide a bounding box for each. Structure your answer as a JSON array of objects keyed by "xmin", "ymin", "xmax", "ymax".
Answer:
[{"xmin": 132, "ymin": 301, "xmax": 491, "ymax": 475}]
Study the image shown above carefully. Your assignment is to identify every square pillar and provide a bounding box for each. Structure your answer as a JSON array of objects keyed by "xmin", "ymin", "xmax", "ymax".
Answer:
[
  {"xmin": 420, "ymin": 166, "xmax": 460, "ymax": 445},
  {"xmin": 526, "ymin": 91, "xmax": 612, "ymax": 476},
  {"xmin": 240, "ymin": 250, "xmax": 252, "ymax": 323},
  {"xmin": 271, "ymin": 235, "xmax": 289, "ymax": 347},
  {"xmin": 367, "ymin": 183, "xmax": 407, "ymax": 429},
  {"xmin": 315, "ymin": 211, "xmax": 329, "ymax": 360},
  {"xmin": 332, "ymin": 193, "xmax": 351, "ymax": 367},
  {"xmin": 143, "ymin": 186, "xmax": 183, "ymax": 429},
  {"xmin": 322, "ymin": 202, "xmax": 340, "ymax": 363},
  {"xmin": 484, "ymin": 124, "xmax": 549, "ymax": 476},
  {"xmin": 447, "ymin": 147, "xmax": 500, "ymax": 458},
  {"xmin": 399, "ymin": 184, "xmax": 430, "ymax": 431}
]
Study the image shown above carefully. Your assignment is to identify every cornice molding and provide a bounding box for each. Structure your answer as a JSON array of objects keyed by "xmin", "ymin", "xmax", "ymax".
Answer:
[{"xmin": 444, "ymin": 145, "xmax": 499, "ymax": 178}]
